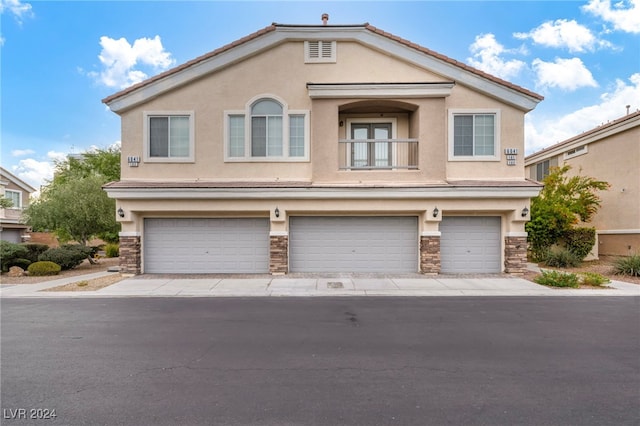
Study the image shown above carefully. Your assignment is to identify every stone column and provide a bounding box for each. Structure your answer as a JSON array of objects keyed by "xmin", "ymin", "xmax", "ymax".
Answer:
[
  {"xmin": 420, "ymin": 235, "xmax": 440, "ymax": 274},
  {"xmin": 504, "ymin": 235, "xmax": 528, "ymax": 275},
  {"xmin": 269, "ymin": 234, "xmax": 288, "ymax": 275},
  {"xmin": 119, "ymin": 234, "xmax": 141, "ymax": 275}
]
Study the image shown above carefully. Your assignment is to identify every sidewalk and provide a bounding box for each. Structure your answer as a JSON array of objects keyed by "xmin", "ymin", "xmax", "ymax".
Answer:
[{"xmin": 1, "ymin": 271, "xmax": 639, "ymax": 298}]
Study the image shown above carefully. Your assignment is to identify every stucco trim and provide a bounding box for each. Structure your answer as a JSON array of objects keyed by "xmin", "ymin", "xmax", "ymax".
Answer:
[
  {"xmin": 105, "ymin": 186, "xmax": 542, "ymax": 200},
  {"xmin": 420, "ymin": 231, "xmax": 442, "ymax": 237},
  {"xmin": 270, "ymin": 231, "xmax": 289, "ymax": 237},
  {"xmin": 307, "ymin": 83, "xmax": 454, "ymax": 99},
  {"xmin": 597, "ymin": 229, "xmax": 640, "ymax": 235},
  {"xmin": 119, "ymin": 232, "xmax": 142, "ymax": 237},
  {"xmin": 505, "ymin": 232, "xmax": 528, "ymax": 237}
]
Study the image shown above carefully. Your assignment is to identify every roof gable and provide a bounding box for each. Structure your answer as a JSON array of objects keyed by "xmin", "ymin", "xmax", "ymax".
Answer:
[
  {"xmin": 0, "ymin": 167, "xmax": 37, "ymax": 193},
  {"xmin": 103, "ymin": 23, "xmax": 543, "ymax": 113}
]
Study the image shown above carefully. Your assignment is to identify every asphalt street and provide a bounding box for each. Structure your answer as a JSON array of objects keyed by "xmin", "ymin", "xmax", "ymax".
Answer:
[{"xmin": 1, "ymin": 297, "xmax": 639, "ymax": 426}]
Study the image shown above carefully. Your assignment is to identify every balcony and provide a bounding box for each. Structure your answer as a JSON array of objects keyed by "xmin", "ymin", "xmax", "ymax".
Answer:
[{"xmin": 338, "ymin": 139, "xmax": 419, "ymax": 170}]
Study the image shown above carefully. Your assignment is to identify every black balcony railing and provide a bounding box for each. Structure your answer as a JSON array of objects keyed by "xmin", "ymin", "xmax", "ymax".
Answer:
[{"xmin": 338, "ymin": 139, "xmax": 419, "ymax": 170}]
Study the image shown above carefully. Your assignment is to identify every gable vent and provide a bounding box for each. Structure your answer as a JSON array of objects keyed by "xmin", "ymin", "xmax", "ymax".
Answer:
[{"xmin": 305, "ymin": 40, "xmax": 336, "ymax": 63}]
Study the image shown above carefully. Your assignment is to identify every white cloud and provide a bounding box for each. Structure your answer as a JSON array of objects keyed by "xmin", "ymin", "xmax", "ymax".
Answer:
[
  {"xmin": 467, "ymin": 34, "xmax": 527, "ymax": 80},
  {"xmin": 514, "ymin": 19, "xmax": 611, "ymax": 52},
  {"xmin": 11, "ymin": 151, "xmax": 66, "ymax": 191},
  {"xmin": 526, "ymin": 72, "xmax": 640, "ymax": 153},
  {"xmin": 0, "ymin": 0, "xmax": 34, "ymax": 24},
  {"xmin": 532, "ymin": 57, "xmax": 598, "ymax": 91},
  {"xmin": 91, "ymin": 35, "xmax": 175, "ymax": 89},
  {"xmin": 583, "ymin": 0, "xmax": 640, "ymax": 34},
  {"xmin": 11, "ymin": 148, "xmax": 35, "ymax": 157}
]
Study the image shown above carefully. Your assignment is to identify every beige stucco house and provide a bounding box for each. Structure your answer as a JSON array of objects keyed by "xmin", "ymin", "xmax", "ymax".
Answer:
[
  {"xmin": 525, "ymin": 110, "xmax": 640, "ymax": 257},
  {"xmin": 1, "ymin": 167, "xmax": 36, "ymax": 243},
  {"xmin": 103, "ymin": 21, "xmax": 543, "ymax": 275}
]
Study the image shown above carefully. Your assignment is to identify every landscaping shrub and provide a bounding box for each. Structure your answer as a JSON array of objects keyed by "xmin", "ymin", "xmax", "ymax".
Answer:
[
  {"xmin": 534, "ymin": 270, "xmax": 580, "ymax": 288},
  {"xmin": 578, "ymin": 272, "xmax": 609, "ymax": 287},
  {"xmin": 104, "ymin": 243, "xmax": 119, "ymax": 258},
  {"xmin": 22, "ymin": 243, "xmax": 50, "ymax": 263},
  {"xmin": 7, "ymin": 258, "xmax": 31, "ymax": 270},
  {"xmin": 563, "ymin": 228, "xmax": 596, "ymax": 260},
  {"xmin": 0, "ymin": 241, "xmax": 29, "ymax": 272},
  {"xmin": 543, "ymin": 248, "xmax": 582, "ymax": 268},
  {"xmin": 38, "ymin": 245, "xmax": 90, "ymax": 270},
  {"xmin": 612, "ymin": 254, "xmax": 640, "ymax": 277},
  {"xmin": 27, "ymin": 261, "xmax": 61, "ymax": 276}
]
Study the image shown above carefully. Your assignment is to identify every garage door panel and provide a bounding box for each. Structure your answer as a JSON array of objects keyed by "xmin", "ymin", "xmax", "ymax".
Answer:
[
  {"xmin": 290, "ymin": 217, "xmax": 418, "ymax": 273},
  {"xmin": 144, "ymin": 218, "xmax": 269, "ymax": 273},
  {"xmin": 440, "ymin": 217, "xmax": 501, "ymax": 273}
]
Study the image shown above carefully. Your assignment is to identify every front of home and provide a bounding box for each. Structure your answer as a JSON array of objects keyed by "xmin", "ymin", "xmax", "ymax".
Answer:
[{"xmin": 103, "ymin": 21, "xmax": 543, "ymax": 276}]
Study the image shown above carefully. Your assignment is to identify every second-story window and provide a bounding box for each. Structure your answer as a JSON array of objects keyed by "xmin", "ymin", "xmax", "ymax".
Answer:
[
  {"xmin": 448, "ymin": 110, "xmax": 500, "ymax": 161},
  {"xmin": 225, "ymin": 96, "xmax": 310, "ymax": 162},
  {"xmin": 144, "ymin": 111, "xmax": 195, "ymax": 162},
  {"xmin": 4, "ymin": 190, "xmax": 21, "ymax": 208}
]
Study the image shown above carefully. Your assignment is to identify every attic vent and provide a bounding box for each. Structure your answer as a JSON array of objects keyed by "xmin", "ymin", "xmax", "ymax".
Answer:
[{"xmin": 305, "ymin": 40, "xmax": 336, "ymax": 63}]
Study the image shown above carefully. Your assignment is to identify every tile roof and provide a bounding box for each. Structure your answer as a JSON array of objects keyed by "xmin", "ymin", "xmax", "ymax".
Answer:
[
  {"xmin": 102, "ymin": 23, "xmax": 542, "ymax": 105},
  {"xmin": 525, "ymin": 109, "xmax": 640, "ymax": 160}
]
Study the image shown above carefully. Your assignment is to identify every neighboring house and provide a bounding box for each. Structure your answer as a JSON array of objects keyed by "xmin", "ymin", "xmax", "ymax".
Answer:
[
  {"xmin": 525, "ymin": 110, "xmax": 640, "ymax": 257},
  {"xmin": 102, "ymin": 19, "xmax": 544, "ymax": 276},
  {"xmin": 1, "ymin": 167, "xmax": 36, "ymax": 243}
]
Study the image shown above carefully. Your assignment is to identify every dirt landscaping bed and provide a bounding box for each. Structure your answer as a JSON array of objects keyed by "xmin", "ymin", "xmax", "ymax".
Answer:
[
  {"xmin": 524, "ymin": 255, "xmax": 640, "ymax": 287},
  {"xmin": 1, "ymin": 257, "xmax": 120, "ymax": 285}
]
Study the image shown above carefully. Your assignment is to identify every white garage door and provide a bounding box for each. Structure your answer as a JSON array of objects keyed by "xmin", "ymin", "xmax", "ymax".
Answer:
[
  {"xmin": 144, "ymin": 218, "xmax": 269, "ymax": 273},
  {"xmin": 289, "ymin": 217, "xmax": 418, "ymax": 273},
  {"xmin": 440, "ymin": 216, "xmax": 501, "ymax": 273}
]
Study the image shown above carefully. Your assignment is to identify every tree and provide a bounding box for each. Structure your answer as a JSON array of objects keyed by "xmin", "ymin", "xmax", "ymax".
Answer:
[
  {"xmin": 526, "ymin": 165, "xmax": 609, "ymax": 261},
  {"xmin": 24, "ymin": 147, "xmax": 121, "ymax": 250}
]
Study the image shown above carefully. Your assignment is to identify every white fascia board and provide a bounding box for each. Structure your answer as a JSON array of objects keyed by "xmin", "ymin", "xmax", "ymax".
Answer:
[
  {"xmin": 106, "ymin": 26, "xmax": 540, "ymax": 114},
  {"xmin": 351, "ymin": 31, "xmax": 540, "ymax": 112},
  {"xmin": 307, "ymin": 83, "xmax": 454, "ymax": 99},
  {"xmin": 107, "ymin": 31, "xmax": 290, "ymax": 113},
  {"xmin": 104, "ymin": 185, "xmax": 542, "ymax": 200}
]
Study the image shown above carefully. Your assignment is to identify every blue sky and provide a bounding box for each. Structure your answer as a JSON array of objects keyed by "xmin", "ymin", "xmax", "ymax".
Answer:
[{"xmin": 2, "ymin": 0, "xmax": 639, "ymax": 190}]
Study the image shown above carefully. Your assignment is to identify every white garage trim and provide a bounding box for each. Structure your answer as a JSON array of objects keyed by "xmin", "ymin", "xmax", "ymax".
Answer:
[
  {"xmin": 289, "ymin": 216, "xmax": 418, "ymax": 273},
  {"xmin": 440, "ymin": 216, "xmax": 501, "ymax": 273},
  {"xmin": 144, "ymin": 218, "xmax": 269, "ymax": 273}
]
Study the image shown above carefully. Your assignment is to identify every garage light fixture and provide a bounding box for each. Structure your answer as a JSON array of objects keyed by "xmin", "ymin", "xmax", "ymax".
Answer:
[
  {"xmin": 275, "ymin": 207, "xmax": 280, "ymax": 218},
  {"xmin": 432, "ymin": 207, "xmax": 439, "ymax": 217},
  {"xmin": 117, "ymin": 207, "xmax": 125, "ymax": 218},
  {"xmin": 521, "ymin": 207, "xmax": 529, "ymax": 217}
]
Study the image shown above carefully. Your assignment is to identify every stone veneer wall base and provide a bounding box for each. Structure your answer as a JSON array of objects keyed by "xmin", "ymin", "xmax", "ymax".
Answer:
[
  {"xmin": 270, "ymin": 235, "xmax": 288, "ymax": 274},
  {"xmin": 119, "ymin": 235, "xmax": 141, "ymax": 275},
  {"xmin": 504, "ymin": 236, "xmax": 528, "ymax": 275},
  {"xmin": 420, "ymin": 235, "xmax": 440, "ymax": 274}
]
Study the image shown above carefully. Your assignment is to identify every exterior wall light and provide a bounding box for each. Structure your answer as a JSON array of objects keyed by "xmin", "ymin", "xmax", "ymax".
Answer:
[
  {"xmin": 433, "ymin": 207, "xmax": 439, "ymax": 217},
  {"xmin": 117, "ymin": 207, "xmax": 125, "ymax": 218},
  {"xmin": 275, "ymin": 207, "xmax": 280, "ymax": 218},
  {"xmin": 522, "ymin": 207, "xmax": 529, "ymax": 217}
]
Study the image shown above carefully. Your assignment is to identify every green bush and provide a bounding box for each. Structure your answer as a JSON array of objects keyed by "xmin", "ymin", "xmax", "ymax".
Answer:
[
  {"xmin": 7, "ymin": 258, "xmax": 31, "ymax": 270},
  {"xmin": 543, "ymin": 248, "xmax": 582, "ymax": 268},
  {"xmin": 0, "ymin": 241, "xmax": 29, "ymax": 272},
  {"xmin": 563, "ymin": 228, "xmax": 596, "ymax": 260},
  {"xmin": 535, "ymin": 270, "xmax": 580, "ymax": 288},
  {"xmin": 27, "ymin": 261, "xmax": 61, "ymax": 276},
  {"xmin": 22, "ymin": 243, "xmax": 50, "ymax": 263},
  {"xmin": 104, "ymin": 243, "xmax": 119, "ymax": 258},
  {"xmin": 38, "ymin": 245, "xmax": 90, "ymax": 270},
  {"xmin": 612, "ymin": 255, "xmax": 640, "ymax": 277},
  {"xmin": 579, "ymin": 272, "xmax": 610, "ymax": 287}
]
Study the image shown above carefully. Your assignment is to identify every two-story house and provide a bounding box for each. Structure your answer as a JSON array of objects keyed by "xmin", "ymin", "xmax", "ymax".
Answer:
[
  {"xmin": 1, "ymin": 167, "xmax": 36, "ymax": 243},
  {"xmin": 525, "ymin": 110, "xmax": 640, "ymax": 257},
  {"xmin": 103, "ymin": 20, "xmax": 543, "ymax": 276}
]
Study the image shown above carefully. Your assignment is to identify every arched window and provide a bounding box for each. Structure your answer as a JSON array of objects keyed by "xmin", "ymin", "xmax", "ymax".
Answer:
[
  {"xmin": 251, "ymin": 99, "xmax": 283, "ymax": 157},
  {"xmin": 225, "ymin": 96, "xmax": 309, "ymax": 161}
]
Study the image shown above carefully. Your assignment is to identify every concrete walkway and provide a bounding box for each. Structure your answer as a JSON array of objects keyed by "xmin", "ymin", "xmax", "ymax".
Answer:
[{"xmin": 1, "ymin": 271, "xmax": 639, "ymax": 298}]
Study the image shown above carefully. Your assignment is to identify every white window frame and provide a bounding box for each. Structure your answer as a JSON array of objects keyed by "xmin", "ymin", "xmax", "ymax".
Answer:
[
  {"xmin": 224, "ymin": 94, "xmax": 310, "ymax": 162},
  {"xmin": 4, "ymin": 189, "xmax": 21, "ymax": 208},
  {"xmin": 564, "ymin": 144, "xmax": 588, "ymax": 160},
  {"xmin": 143, "ymin": 111, "xmax": 195, "ymax": 163},
  {"xmin": 448, "ymin": 109, "xmax": 501, "ymax": 161}
]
